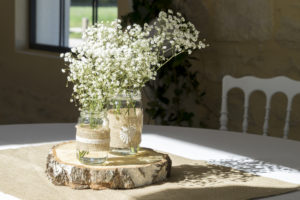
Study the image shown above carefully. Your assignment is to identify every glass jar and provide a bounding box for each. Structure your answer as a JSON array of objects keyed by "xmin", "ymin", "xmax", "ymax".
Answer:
[
  {"xmin": 108, "ymin": 91, "xmax": 143, "ymax": 155},
  {"xmin": 76, "ymin": 111, "xmax": 110, "ymax": 165}
]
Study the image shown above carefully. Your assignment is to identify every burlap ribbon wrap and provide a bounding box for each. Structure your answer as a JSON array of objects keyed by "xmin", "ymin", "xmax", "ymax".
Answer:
[
  {"xmin": 108, "ymin": 108, "xmax": 143, "ymax": 148},
  {"xmin": 76, "ymin": 125, "xmax": 110, "ymax": 152}
]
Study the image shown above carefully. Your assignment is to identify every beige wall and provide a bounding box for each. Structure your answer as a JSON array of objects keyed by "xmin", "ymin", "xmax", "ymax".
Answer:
[
  {"xmin": 0, "ymin": 0, "xmax": 77, "ymax": 123},
  {"xmin": 1, "ymin": 0, "xmax": 300, "ymax": 140},
  {"xmin": 174, "ymin": 0, "xmax": 300, "ymax": 140}
]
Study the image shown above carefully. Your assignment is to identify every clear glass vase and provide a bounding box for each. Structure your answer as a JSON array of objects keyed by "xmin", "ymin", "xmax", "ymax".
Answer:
[
  {"xmin": 108, "ymin": 91, "xmax": 143, "ymax": 155},
  {"xmin": 76, "ymin": 111, "xmax": 110, "ymax": 165}
]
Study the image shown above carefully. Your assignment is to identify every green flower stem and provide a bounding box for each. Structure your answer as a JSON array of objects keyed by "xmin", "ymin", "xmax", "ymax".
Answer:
[
  {"xmin": 157, "ymin": 50, "xmax": 186, "ymax": 71},
  {"xmin": 78, "ymin": 150, "xmax": 89, "ymax": 159}
]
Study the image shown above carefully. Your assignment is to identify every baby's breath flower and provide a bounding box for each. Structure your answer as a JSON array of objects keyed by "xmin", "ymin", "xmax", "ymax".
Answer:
[{"xmin": 60, "ymin": 10, "xmax": 207, "ymax": 113}]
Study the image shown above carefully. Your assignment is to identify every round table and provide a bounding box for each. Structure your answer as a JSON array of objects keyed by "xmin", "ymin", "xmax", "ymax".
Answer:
[{"xmin": 0, "ymin": 123, "xmax": 299, "ymax": 200}]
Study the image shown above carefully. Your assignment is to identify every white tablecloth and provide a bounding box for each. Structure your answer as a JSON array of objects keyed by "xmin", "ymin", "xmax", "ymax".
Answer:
[{"xmin": 0, "ymin": 123, "xmax": 299, "ymax": 200}]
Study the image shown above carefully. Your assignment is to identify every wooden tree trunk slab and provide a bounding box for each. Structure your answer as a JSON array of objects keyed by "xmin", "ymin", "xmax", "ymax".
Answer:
[{"xmin": 46, "ymin": 141, "xmax": 172, "ymax": 190}]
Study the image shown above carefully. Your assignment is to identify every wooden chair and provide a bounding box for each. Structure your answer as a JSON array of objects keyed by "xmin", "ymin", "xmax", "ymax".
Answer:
[{"xmin": 219, "ymin": 75, "xmax": 300, "ymax": 139}]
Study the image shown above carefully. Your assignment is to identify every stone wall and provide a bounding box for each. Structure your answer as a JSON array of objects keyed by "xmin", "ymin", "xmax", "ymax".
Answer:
[{"xmin": 174, "ymin": 0, "xmax": 300, "ymax": 140}]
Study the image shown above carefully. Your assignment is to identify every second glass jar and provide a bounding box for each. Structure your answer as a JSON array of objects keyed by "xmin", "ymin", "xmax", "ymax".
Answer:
[{"xmin": 108, "ymin": 91, "xmax": 143, "ymax": 155}]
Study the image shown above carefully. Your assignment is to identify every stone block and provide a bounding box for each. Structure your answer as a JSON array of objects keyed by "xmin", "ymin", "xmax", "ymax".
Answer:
[
  {"xmin": 214, "ymin": 0, "xmax": 273, "ymax": 41},
  {"xmin": 274, "ymin": 0, "xmax": 300, "ymax": 41}
]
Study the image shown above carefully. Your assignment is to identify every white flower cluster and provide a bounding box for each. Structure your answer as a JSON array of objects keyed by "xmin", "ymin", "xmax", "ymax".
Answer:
[{"xmin": 61, "ymin": 10, "xmax": 207, "ymax": 112}]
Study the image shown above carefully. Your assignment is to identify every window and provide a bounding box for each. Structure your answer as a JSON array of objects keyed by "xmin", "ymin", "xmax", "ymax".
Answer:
[{"xmin": 29, "ymin": 0, "xmax": 118, "ymax": 52}]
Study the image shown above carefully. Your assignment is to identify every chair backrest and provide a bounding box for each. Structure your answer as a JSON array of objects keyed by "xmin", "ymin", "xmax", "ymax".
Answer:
[{"xmin": 219, "ymin": 75, "xmax": 300, "ymax": 139}]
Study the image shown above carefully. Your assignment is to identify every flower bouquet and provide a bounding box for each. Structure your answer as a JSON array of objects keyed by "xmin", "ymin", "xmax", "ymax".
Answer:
[{"xmin": 61, "ymin": 10, "xmax": 207, "ymax": 162}]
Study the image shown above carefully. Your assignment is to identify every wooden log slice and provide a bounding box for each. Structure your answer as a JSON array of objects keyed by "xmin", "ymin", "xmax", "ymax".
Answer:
[{"xmin": 46, "ymin": 141, "xmax": 172, "ymax": 190}]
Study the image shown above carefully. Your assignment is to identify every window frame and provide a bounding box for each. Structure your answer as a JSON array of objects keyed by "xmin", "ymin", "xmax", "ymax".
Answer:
[{"xmin": 29, "ymin": 0, "xmax": 115, "ymax": 53}]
